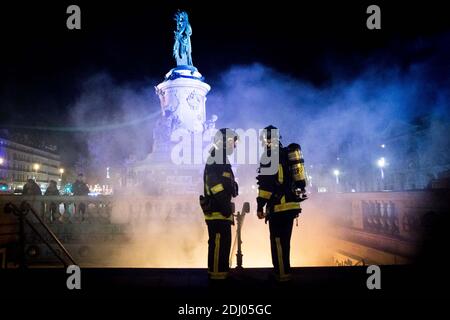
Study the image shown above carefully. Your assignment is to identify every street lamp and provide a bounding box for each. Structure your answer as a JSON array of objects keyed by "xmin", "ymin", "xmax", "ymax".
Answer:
[
  {"xmin": 333, "ymin": 169, "xmax": 340, "ymax": 184},
  {"xmin": 33, "ymin": 163, "xmax": 40, "ymax": 180},
  {"xmin": 58, "ymin": 168, "xmax": 65, "ymax": 186},
  {"xmin": 0, "ymin": 157, "xmax": 4, "ymax": 166},
  {"xmin": 377, "ymin": 157, "xmax": 386, "ymax": 179}
]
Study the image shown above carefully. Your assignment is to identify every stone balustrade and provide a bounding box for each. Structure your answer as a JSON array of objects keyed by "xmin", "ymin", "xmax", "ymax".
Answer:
[
  {"xmin": 1, "ymin": 190, "xmax": 448, "ymax": 267},
  {"xmin": 0, "ymin": 194, "xmax": 202, "ymax": 266},
  {"xmin": 326, "ymin": 190, "xmax": 450, "ymax": 239}
]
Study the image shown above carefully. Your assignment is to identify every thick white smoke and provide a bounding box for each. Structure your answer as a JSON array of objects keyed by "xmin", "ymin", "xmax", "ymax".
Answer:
[{"xmin": 67, "ymin": 35, "xmax": 449, "ymax": 267}]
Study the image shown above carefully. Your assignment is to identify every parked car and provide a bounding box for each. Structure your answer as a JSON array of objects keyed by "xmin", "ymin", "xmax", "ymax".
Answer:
[{"xmin": 0, "ymin": 182, "xmax": 12, "ymax": 194}]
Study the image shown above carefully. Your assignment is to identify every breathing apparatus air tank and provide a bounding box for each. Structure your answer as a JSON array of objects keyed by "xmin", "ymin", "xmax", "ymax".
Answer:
[{"xmin": 287, "ymin": 143, "xmax": 307, "ymax": 199}]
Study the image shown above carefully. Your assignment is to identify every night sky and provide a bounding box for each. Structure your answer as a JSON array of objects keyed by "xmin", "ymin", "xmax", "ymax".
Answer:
[{"xmin": 1, "ymin": 1, "xmax": 449, "ymax": 166}]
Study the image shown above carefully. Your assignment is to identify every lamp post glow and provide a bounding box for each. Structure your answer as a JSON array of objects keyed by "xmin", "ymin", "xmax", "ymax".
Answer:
[
  {"xmin": 333, "ymin": 169, "xmax": 340, "ymax": 184},
  {"xmin": 33, "ymin": 163, "xmax": 40, "ymax": 180},
  {"xmin": 0, "ymin": 157, "xmax": 4, "ymax": 166},
  {"xmin": 59, "ymin": 168, "xmax": 64, "ymax": 179},
  {"xmin": 377, "ymin": 157, "xmax": 386, "ymax": 179}
]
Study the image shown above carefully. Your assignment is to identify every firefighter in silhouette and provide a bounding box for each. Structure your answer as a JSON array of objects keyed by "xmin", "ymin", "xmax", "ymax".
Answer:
[
  {"xmin": 256, "ymin": 125, "xmax": 307, "ymax": 282},
  {"xmin": 200, "ymin": 128, "xmax": 239, "ymax": 280}
]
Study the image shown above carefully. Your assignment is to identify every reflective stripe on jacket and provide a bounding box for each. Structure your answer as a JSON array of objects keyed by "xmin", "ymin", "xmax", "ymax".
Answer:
[{"xmin": 203, "ymin": 153, "xmax": 237, "ymax": 220}]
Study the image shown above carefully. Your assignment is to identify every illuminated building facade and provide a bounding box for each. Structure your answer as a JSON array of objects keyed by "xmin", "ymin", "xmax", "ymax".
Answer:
[
  {"xmin": 0, "ymin": 137, "xmax": 62, "ymax": 192},
  {"xmin": 309, "ymin": 118, "xmax": 450, "ymax": 193}
]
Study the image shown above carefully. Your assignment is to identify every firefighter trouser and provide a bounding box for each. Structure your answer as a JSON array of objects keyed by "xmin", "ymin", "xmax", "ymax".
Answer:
[
  {"xmin": 206, "ymin": 220, "xmax": 232, "ymax": 280},
  {"xmin": 268, "ymin": 214, "xmax": 295, "ymax": 281}
]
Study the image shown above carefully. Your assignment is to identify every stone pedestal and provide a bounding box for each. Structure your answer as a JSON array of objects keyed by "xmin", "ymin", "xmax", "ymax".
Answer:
[
  {"xmin": 152, "ymin": 66, "xmax": 211, "ymax": 155},
  {"xmin": 126, "ymin": 66, "xmax": 213, "ymax": 194}
]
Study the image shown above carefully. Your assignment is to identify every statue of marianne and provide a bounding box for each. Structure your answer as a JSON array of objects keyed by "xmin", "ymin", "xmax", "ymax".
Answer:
[{"xmin": 173, "ymin": 11, "xmax": 193, "ymax": 66}]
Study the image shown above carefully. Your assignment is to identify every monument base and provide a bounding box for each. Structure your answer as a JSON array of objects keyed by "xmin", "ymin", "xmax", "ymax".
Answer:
[
  {"xmin": 123, "ymin": 65, "xmax": 213, "ymax": 195},
  {"xmin": 164, "ymin": 65, "xmax": 204, "ymax": 81}
]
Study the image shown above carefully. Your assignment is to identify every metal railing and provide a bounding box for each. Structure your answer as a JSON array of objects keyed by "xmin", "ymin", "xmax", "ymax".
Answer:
[
  {"xmin": 0, "ymin": 195, "xmax": 114, "ymax": 225},
  {"xmin": 4, "ymin": 201, "xmax": 77, "ymax": 268}
]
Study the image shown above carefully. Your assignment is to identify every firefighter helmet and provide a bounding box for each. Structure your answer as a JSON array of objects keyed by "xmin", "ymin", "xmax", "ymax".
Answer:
[
  {"xmin": 213, "ymin": 128, "xmax": 238, "ymax": 156},
  {"xmin": 260, "ymin": 125, "xmax": 281, "ymax": 147},
  {"xmin": 214, "ymin": 128, "xmax": 239, "ymax": 146}
]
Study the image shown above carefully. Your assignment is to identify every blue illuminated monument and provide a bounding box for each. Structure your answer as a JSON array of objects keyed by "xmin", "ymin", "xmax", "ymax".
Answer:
[
  {"xmin": 127, "ymin": 11, "xmax": 214, "ymax": 193},
  {"xmin": 152, "ymin": 11, "xmax": 211, "ymax": 153},
  {"xmin": 173, "ymin": 10, "xmax": 193, "ymax": 67},
  {"xmin": 167, "ymin": 10, "xmax": 202, "ymax": 81}
]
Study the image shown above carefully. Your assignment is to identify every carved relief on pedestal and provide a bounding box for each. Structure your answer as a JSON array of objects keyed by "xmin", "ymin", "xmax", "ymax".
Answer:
[
  {"xmin": 155, "ymin": 79, "xmax": 210, "ymax": 138},
  {"xmin": 155, "ymin": 87, "xmax": 180, "ymax": 117},
  {"xmin": 187, "ymin": 90, "xmax": 203, "ymax": 111}
]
